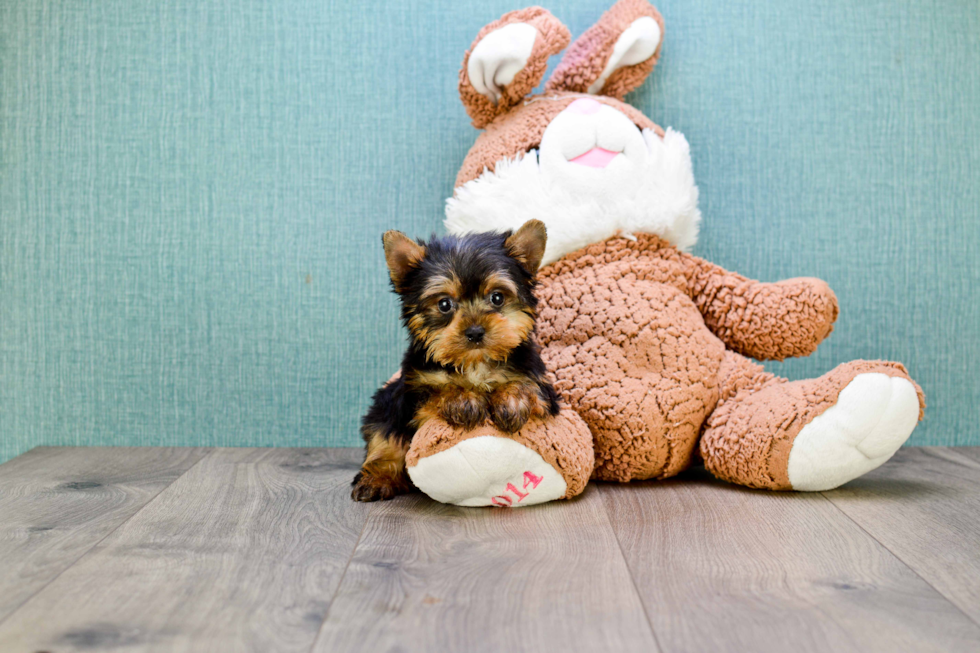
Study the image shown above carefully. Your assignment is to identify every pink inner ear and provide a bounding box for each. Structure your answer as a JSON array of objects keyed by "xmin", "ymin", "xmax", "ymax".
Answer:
[{"xmin": 569, "ymin": 147, "xmax": 619, "ymax": 168}]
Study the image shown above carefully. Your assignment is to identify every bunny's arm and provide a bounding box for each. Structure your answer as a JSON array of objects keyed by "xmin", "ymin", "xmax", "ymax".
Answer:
[{"xmin": 679, "ymin": 252, "xmax": 839, "ymax": 361}]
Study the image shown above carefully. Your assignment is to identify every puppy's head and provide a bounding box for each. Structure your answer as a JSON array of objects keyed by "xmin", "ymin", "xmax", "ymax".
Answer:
[{"xmin": 382, "ymin": 220, "xmax": 547, "ymax": 368}]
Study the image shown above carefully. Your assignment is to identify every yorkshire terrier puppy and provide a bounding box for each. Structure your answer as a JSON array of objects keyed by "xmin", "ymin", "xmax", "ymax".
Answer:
[{"xmin": 351, "ymin": 219, "xmax": 561, "ymax": 502}]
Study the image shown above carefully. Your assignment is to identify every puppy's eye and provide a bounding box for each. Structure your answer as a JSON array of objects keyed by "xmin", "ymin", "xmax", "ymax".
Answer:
[
  {"xmin": 437, "ymin": 298, "xmax": 454, "ymax": 314},
  {"xmin": 490, "ymin": 291, "xmax": 504, "ymax": 307}
]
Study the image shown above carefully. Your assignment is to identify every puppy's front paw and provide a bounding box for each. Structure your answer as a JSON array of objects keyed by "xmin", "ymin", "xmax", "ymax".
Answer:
[
  {"xmin": 490, "ymin": 387, "xmax": 535, "ymax": 433},
  {"xmin": 442, "ymin": 391, "xmax": 489, "ymax": 430},
  {"xmin": 351, "ymin": 471, "xmax": 410, "ymax": 502},
  {"xmin": 491, "ymin": 399, "xmax": 531, "ymax": 433}
]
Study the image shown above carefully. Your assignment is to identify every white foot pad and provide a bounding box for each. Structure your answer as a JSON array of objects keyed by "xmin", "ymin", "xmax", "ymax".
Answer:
[
  {"xmin": 407, "ymin": 436, "xmax": 567, "ymax": 507},
  {"xmin": 788, "ymin": 373, "xmax": 919, "ymax": 491}
]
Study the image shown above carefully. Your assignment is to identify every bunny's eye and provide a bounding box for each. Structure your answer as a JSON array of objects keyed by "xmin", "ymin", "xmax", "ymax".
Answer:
[
  {"xmin": 438, "ymin": 298, "xmax": 454, "ymax": 314},
  {"xmin": 490, "ymin": 292, "xmax": 505, "ymax": 307}
]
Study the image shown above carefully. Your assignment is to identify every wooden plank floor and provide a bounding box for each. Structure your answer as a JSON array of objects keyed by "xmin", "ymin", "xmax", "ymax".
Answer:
[{"xmin": 0, "ymin": 447, "xmax": 978, "ymax": 652}]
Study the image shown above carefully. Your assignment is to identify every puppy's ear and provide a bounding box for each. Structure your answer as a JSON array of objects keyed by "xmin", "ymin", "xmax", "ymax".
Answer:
[
  {"xmin": 546, "ymin": 0, "xmax": 663, "ymax": 99},
  {"xmin": 459, "ymin": 8, "xmax": 570, "ymax": 129},
  {"xmin": 505, "ymin": 220, "xmax": 547, "ymax": 275},
  {"xmin": 382, "ymin": 231, "xmax": 425, "ymax": 289}
]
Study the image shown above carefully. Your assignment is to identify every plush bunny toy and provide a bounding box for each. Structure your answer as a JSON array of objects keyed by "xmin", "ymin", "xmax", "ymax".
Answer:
[{"xmin": 405, "ymin": 0, "xmax": 925, "ymax": 507}]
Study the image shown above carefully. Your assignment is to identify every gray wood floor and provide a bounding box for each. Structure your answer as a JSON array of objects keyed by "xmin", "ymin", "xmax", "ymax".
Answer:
[{"xmin": 0, "ymin": 447, "xmax": 978, "ymax": 652}]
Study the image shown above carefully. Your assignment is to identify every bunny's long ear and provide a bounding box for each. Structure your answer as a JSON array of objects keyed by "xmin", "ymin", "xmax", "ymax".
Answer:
[
  {"xmin": 459, "ymin": 8, "xmax": 570, "ymax": 129},
  {"xmin": 546, "ymin": 0, "xmax": 663, "ymax": 100}
]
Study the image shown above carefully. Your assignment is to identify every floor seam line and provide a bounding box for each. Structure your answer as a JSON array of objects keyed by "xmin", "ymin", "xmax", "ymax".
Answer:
[
  {"xmin": 0, "ymin": 447, "xmax": 215, "ymax": 630},
  {"xmin": 596, "ymin": 484, "xmax": 668, "ymax": 653},
  {"xmin": 818, "ymin": 486, "xmax": 980, "ymax": 631},
  {"xmin": 307, "ymin": 495, "xmax": 375, "ymax": 652}
]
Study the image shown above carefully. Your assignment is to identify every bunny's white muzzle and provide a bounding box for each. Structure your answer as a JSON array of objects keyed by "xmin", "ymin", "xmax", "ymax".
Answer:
[{"xmin": 446, "ymin": 102, "xmax": 702, "ymax": 266}]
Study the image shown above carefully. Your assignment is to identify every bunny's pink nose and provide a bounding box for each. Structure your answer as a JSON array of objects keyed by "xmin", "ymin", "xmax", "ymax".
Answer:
[{"xmin": 566, "ymin": 98, "xmax": 602, "ymax": 115}]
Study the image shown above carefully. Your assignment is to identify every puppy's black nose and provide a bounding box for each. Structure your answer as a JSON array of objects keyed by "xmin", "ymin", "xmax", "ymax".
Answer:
[{"xmin": 465, "ymin": 325, "xmax": 485, "ymax": 343}]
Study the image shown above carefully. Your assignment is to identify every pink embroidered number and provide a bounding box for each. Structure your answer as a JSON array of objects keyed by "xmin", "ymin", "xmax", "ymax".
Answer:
[
  {"xmin": 505, "ymin": 483, "xmax": 528, "ymax": 501},
  {"xmin": 523, "ymin": 471, "xmax": 543, "ymax": 489},
  {"xmin": 490, "ymin": 470, "xmax": 545, "ymax": 507}
]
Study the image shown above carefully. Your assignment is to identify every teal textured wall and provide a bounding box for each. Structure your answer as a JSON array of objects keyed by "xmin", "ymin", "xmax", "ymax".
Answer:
[{"xmin": 2, "ymin": 0, "xmax": 978, "ymax": 463}]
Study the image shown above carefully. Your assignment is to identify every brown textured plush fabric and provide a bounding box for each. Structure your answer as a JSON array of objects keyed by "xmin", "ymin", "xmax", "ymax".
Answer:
[
  {"xmin": 534, "ymin": 234, "xmax": 923, "ymax": 483},
  {"xmin": 458, "ymin": 8, "xmax": 571, "ymax": 129},
  {"xmin": 685, "ymin": 258, "xmax": 840, "ymax": 361},
  {"xmin": 407, "ymin": 233, "xmax": 925, "ymax": 492},
  {"xmin": 406, "ymin": 408, "xmax": 595, "ymax": 499},
  {"xmin": 546, "ymin": 0, "xmax": 664, "ymax": 99},
  {"xmin": 537, "ymin": 241, "xmax": 716, "ymax": 481},
  {"xmin": 700, "ymin": 357, "xmax": 925, "ymax": 489},
  {"xmin": 421, "ymin": 0, "xmax": 926, "ymax": 498},
  {"xmin": 455, "ymin": 93, "xmax": 661, "ymax": 188},
  {"xmin": 537, "ymin": 234, "xmax": 728, "ymax": 480}
]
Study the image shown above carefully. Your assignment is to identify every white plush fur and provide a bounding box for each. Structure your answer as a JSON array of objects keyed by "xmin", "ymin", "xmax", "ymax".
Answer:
[
  {"xmin": 787, "ymin": 373, "xmax": 920, "ymax": 491},
  {"xmin": 467, "ymin": 23, "xmax": 538, "ymax": 105},
  {"xmin": 445, "ymin": 126, "xmax": 701, "ymax": 266},
  {"xmin": 407, "ymin": 436, "xmax": 567, "ymax": 507}
]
